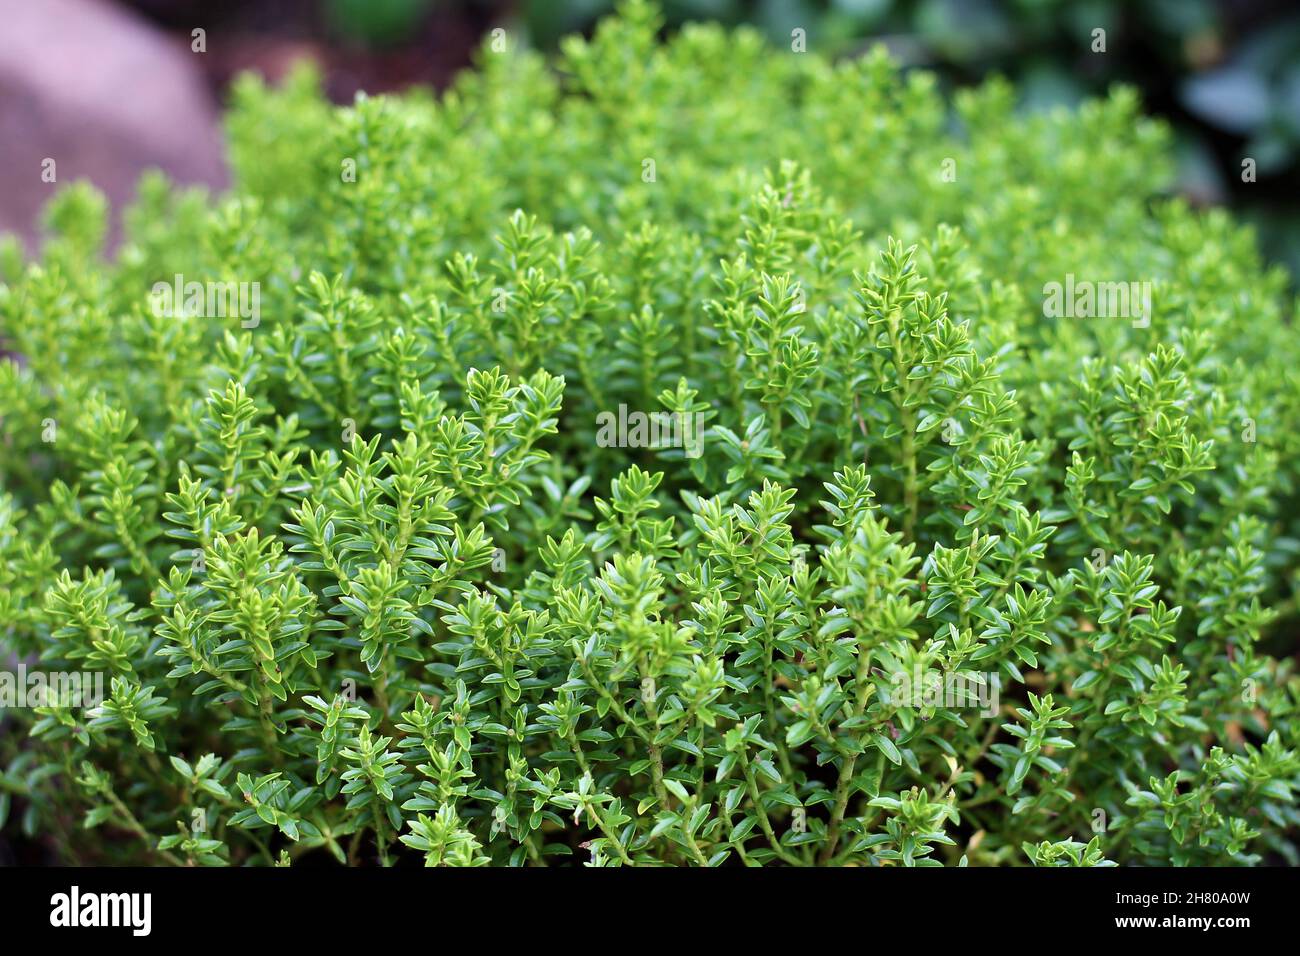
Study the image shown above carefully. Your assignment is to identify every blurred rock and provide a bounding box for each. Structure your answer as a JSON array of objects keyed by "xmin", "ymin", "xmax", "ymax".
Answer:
[{"xmin": 0, "ymin": 0, "xmax": 227, "ymax": 254}]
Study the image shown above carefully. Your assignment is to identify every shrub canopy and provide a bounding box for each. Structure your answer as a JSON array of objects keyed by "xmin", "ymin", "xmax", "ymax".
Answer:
[{"xmin": 1, "ymin": 0, "xmax": 1298, "ymax": 866}]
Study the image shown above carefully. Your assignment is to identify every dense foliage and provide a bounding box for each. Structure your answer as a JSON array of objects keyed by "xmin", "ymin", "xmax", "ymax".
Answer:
[{"xmin": 1, "ymin": 1, "xmax": 1298, "ymax": 866}]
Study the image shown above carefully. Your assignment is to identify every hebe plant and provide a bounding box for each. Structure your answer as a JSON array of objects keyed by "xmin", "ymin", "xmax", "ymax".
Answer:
[{"xmin": 1, "ymin": 0, "xmax": 1298, "ymax": 866}]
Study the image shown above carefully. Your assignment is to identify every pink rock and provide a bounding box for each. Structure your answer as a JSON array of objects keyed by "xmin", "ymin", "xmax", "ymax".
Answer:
[{"xmin": 0, "ymin": 0, "xmax": 228, "ymax": 253}]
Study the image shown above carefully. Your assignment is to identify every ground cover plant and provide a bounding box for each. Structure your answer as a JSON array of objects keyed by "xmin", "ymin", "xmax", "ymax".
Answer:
[{"xmin": 1, "ymin": 0, "xmax": 1298, "ymax": 866}]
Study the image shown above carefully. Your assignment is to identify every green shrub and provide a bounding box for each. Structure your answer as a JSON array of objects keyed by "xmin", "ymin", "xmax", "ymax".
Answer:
[{"xmin": 1, "ymin": 0, "xmax": 1298, "ymax": 866}]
